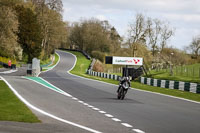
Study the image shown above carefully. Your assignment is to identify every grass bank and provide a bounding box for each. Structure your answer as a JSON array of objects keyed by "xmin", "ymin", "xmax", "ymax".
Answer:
[
  {"xmin": 0, "ymin": 80, "xmax": 40, "ymax": 122},
  {"xmin": 147, "ymin": 64, "xmax": 200, "ymax": 83},
  {"xmin": 68, "ymin": 51, "xmax": 91, "ymax": 76},
  {"xmin": 65, "ymin": 50, "xmax": 200, "ymax": 102},
  {"xmin": 42, "ymin": 53, "xmax": 59, "ymax": 71}
]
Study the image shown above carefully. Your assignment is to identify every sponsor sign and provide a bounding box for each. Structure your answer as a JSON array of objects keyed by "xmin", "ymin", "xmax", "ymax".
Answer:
[{"xmin": 112, "ymin": 56, "xmax": 143, "ymax": 65}]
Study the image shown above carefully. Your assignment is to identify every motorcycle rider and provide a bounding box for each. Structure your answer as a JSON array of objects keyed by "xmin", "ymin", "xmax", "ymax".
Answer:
[{"xmin": 117, "ymin": 76, "xmax": 131, "ymax": 93}]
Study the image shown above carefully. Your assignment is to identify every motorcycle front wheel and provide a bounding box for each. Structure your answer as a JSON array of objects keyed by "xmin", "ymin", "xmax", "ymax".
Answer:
[{"xmin": 117, "ymin": 87, "xmax": 123, "ymax": 99}]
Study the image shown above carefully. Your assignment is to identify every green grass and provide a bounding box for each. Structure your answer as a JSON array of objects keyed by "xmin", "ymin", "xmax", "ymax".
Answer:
[
  {"xmin": 68, "ymin": 51, "xmax": 91, "ymax": 76},
  {"xmin": 52, "ymin": 53, "xmax": 59, "ymax": 66},
  {"xmin": 40, "ymin": 58, "xmax": 51, "ymax": 66},
  {"xmin": 42, "ymin": 53, "xmax": 59, "ymax": 71},
  {"xmin": 148, "ymin": 64, "xmax": 200, "ymax": 83},
  {"xmin": 65, "ymin": 50, "xmax": 200, "ymax": 102},
  {"xmin": 0, "ymin": 81, "xmax": 40, "ymax": 122}
]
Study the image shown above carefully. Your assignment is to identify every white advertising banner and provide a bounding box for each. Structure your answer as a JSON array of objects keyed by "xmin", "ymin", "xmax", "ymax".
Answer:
[{"xmin": 112, "ymin": 56, "xmax": 143, "ymax": 65}]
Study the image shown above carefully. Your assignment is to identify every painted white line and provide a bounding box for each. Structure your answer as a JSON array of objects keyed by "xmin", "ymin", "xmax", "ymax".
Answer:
[
  {"xmin": 99, "ymin": 111, "xmax": 106, "ymax": 114},
  {"xmin": 0, "ymin": 69, "xmax": 18, "ymax": 74},
  {"xmin": 39, "ymin": 77, "xmax": 72, "ymax": 97},
  {"xmin": 78, "ymin": 101, "xmax": 84, "ymax": 103},
  {"xmin": 0, "ymin": 76, "xmax": 102, "ymax": 133},
  {"xmin": 92, "ymin": 108, "xmax": 100, "ymax": 111},
  {"xmin": 88, "ymin": 105, "xmax": 94, "ymax": 108},
  {"xmin": 133, "ymin": 129, "xmax": 145, "ymax": 133},
  {"xmin": 83, "ymin": 103, "xmax": 89, "ymax": 106},
  {"xmin": 65, "ymin": 51, "xmax": 200, "ymax": 105},
  {"xmin": 24, "ymin": 77, "xmax": 72, "ymax": 98},
  {"xmin": 105, "ymin": 114, "xmax": 113, "ymax": 118},
  {"xmin": 112, "ymin": 118, "xmax": 121, "ymax": 122},
  {"xmin": 121, "ymin": 123, "xmax": 133, "ymax": 128},
  {"xmin": 72, "ymin": 97, "xmax": 78, "ymax": 100}
]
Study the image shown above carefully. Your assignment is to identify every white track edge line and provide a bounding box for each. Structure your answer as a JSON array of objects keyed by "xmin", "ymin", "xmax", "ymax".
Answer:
[{"xmin": 0, "ymin": 76, "xmax": 102, "ymax": 133}]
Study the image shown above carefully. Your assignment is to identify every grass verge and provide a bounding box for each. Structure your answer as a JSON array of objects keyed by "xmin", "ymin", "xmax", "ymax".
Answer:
[
  {"xmin": 147, "ymin": 64, "xmax": 200, "ymax": 83},
  {"xmin": 0, "ymin": 80, "xmax": 40, "ymax": 122},
  {"xmin": 42, "ymin": 53, "xmax": 59, "ymax": 71},
  {"xmin": 65, "ymin": 50, "xmax": 200, "ymax": 102}
]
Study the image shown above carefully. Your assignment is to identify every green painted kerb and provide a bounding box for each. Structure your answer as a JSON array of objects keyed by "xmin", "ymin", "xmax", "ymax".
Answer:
[{"xmin": 25, "ymin": 77, "xmax": 64, "ymax": 93}]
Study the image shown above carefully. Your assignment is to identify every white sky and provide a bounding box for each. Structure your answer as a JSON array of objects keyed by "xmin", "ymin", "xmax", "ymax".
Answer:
[{"xmin": 62, "ymin": 0, "xmax": 200, "ymax": 49}]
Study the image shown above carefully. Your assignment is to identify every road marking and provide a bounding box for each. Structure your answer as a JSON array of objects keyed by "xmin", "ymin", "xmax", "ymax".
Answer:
[
  {"xmin": 88, "ymin": 105, "xmax": 94, "ymax": 108},
  {"xmin": 121, "ymin": 123, "xmax": 133, "ymax": 128},
  {"xmin": 112, "ymin": 118, "xmax": 121, "ymax": 122},
  {"xmin": 92, "ymin": 108, "xmax": 100, "ymax": 111},
  {"xmin": 0, "ymin": 69, "xmax": 18, "ymax": 74},
  {"xmin": 105, "ymin": 114, "xmax": 113, "ymax": 118},
  {"xmin": 78, "ymin": 101, "xmax": 84, "ymax": 103},
  {"xmin": 24, "ymin": 77, "xmax": 72, "ymax": 97},
  {"xmin": 72, "ymin": 97, "xmax": 78, "ymax": 100},
  {"xmin": 83, "ymin": 103, "xmax": 89, "ymax": 106},
  {"xmin": 99, "ymin": 111, "xmax": 106, "ymax": 114},
  {"xmin": 133, "ymin": 129, "xmax": 145, "ymax": 133},
  {"xmin": 1, "ymin": 76, "xmax": 102, "ymax": 133}
]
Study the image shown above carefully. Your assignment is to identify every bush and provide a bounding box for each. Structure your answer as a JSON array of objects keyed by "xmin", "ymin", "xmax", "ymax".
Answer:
[
  {"xmin": 0, "ymin": 56, "xmax": 16, "ymax": 65},
  {"xmin": 93, "ymin": 60, "xmax": 104, "ymax": 72},
  {"xmin": 91, "ymin": 51, "xmax": 105, "ymax": 62}
]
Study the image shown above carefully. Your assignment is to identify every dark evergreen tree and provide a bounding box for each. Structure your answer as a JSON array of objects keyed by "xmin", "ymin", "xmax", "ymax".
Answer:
[{"xmin": 15, "ymin": 5, "xmax": 42, "ymax": 62}]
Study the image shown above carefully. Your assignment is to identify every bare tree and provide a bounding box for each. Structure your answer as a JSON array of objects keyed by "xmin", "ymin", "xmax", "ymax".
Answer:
[
  {"xmin": 147, "ymin": 18, "xmax": 162, "ymax": 56},
  {"xmin": 128, "ymin": 13, "xmax": 147, "ymax": 44},
  {"xmin": 189, "ymin": 36, "xmax": 200, "ymax": 57},
  {"xmin": 128, "ymin": 13, "xmax": 148, "ymax": 56},
  {"xmin": 160, "ymin": 24, "xmax": 174, "ymax": 51},
  {"xmin": 46, "ymin": 0, "xmax": 63, "ymax": 13}
]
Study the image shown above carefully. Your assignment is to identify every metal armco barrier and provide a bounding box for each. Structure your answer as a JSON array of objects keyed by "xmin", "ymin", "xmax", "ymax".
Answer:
[{"xmin": 139, "ymin": 77, "xmax": 200, "ymax": 94}]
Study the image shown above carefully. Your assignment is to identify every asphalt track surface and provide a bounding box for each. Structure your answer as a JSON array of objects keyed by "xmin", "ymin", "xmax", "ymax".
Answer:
[
  {"xmin": 40, "ymin": 50, "xmax": 200, "ymax": 133},
  {"xmin": 1, "ymin": 50, "xmax": 200, "ymax": 133}
]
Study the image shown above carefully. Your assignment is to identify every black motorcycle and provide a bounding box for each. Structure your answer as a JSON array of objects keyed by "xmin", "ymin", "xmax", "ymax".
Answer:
[{"xmin": 117, "ymin": 77, "xmax": 130, "ymax": 100}]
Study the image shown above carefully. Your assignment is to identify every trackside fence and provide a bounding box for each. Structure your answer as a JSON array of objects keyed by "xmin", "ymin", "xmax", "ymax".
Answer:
[{"xmin": 139, "ymin": 77, "xmax": 200, "ymax": 94}]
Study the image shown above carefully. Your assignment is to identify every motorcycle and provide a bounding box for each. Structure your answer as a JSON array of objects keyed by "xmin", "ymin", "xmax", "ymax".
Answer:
[{"xmin": 117, "ymin": 77, "xmax": 130, "ymax": 100}]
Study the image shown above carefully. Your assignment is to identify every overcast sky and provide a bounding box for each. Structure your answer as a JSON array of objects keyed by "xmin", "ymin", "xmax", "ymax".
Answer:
[{"xmin": 62, "ymin": 0, "xmax": 200, "ymax": 49}]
